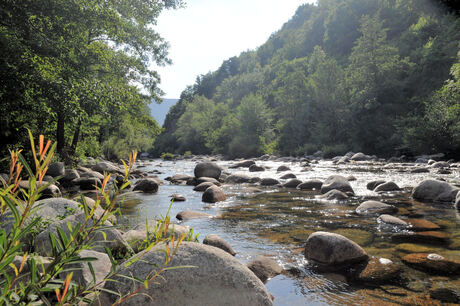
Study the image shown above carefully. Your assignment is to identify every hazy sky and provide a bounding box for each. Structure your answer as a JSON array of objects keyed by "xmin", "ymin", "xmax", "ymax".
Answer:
[{"xmin": 154, "ymin": 0, "xmax": 314, "ymax": 98}]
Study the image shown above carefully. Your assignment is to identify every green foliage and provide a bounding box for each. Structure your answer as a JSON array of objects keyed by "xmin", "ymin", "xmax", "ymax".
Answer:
[
  {"xmin": 0, "ymin": 133, "xmax": 187, "ymax": 305},
  {"xmin": 160, "ymin": 152, "xmax": 174, "ymax": 160},
  {"xmin": 154, "ymin": 0, "xmax": 460, "ymax": 158}
]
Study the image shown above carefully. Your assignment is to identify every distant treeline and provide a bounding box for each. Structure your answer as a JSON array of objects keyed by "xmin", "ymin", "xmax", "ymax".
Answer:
[
  {"xmin": 154, "ymin": 0, "xmax": 460, "ymax": 159},
  {"xmin": 0, "ymin": 0, "xmax": 183, "ymax": 164}
]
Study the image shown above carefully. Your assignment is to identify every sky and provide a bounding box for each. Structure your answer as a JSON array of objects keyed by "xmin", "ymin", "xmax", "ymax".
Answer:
[{"xmin": 154, "ymin": 0, "xmax": 315, "ymax": 98}]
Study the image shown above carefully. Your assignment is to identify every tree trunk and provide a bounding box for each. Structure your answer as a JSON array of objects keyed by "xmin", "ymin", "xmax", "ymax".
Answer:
[
  {"xmin": 70, "ymin": 118, "xmax": 82, "ymax": 156},
  {"xmin": 57, "ymin": 112, "xmax": 66, "ymax": 156}
]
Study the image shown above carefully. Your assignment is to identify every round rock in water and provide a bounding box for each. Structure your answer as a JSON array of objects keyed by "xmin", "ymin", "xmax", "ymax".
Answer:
[
  {"xmin": 260, "ymin": 178, "xmax": 280, "ymax": 186},
  {"xmin": 377, "ymin": 214, "xmax": 408, "ymax": 226},
  {"xmin": 247, "ymin": 255, "xmax": 284, "ymax": 283},
  {"xmin": 176, "ymin": 210, "xmax": 211, "ymax": 221},
  {"xmin": 193, "ymin": 182, "xmax": 215, "ymax": 192},
  {"xmin": 203, "ymin": 234, "xmax": 236, "ymax": 256},
  {"xmin": 98, "ymin": 242, "xmax": 273, "ymax": 306},
  {"xmin": 412, "ymin": 179, "xmax": 459, "ymax": 203},
  {"xmin": 366, "ymin": 180, "xmax": 386, "ymax": 190},
  {"xmin": 194, "ymin": 162, "xmax": 222, "ymax": 179},
  {"xmin": 283, "ymin": 179, "xmax": 302, "ymax": 188},
  {"xmin": 356, "ymin": 201, "xmax": 397, "ymax": 215},
  {"xmin": 298, "ymin": 180, "xmax": 323, "ymax": 190},
  {"xmin": 202, "ymin": 185, "xmax": 226, "ymax": 203},
  {"xmin": 374, "ymin": 181, "xmax": 400, "ymax": 192},
  {"xmin": 249, "ymin": 164, "xmax": 265, "ymax": 172},
  {"xmin": 304, "ymin": 231, "xmax": 368, "ymax": 267},
  {"xmin": 133, "ymin": 178, "xmax": 159, "ymax": 193},
  {"xmin": 321, "ymin": 175, "xmax": 354, "ymax": 195},
  {"xmin": 319, "ymin": 189, "xmax": 348, "ymax": 200}
]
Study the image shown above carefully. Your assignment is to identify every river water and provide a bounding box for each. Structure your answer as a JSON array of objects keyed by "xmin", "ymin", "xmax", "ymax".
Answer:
[{"xmin": 118, "ymin": 158, "xmax": 460, "ymax": 305}]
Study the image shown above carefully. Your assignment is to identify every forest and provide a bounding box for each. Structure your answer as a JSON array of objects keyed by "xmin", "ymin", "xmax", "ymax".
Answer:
[
  {"xmin": 154, "ymin": 0, "xmax": 460, "ymax": 159},
  {"xmin": 0, "ymin": 0, "xmax": 183, "ymax": 165}
]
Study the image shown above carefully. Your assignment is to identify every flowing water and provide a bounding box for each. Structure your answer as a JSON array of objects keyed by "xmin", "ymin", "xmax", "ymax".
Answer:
[{"xmin": 118, "ymin": 158, "xmax": 460, "ymax": 305}]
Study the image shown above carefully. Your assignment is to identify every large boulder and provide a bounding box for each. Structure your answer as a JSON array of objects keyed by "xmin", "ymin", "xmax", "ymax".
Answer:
[
  {"xmin": 202, "ymin": 185, "xmax": 226, "ymax": 203},
  {"xmin": 366, "ymin": 180, "xmax": 386, "ymax": 190},
  {"xmin": 62, "ymin": 250, "xmax": 111, "ymax": 288},
  {"xmin": 34, "ymin": 213, "xmax": 132, "ymax": 258},
  {"xmin": 304, "ymin": 231, "xmax": 368, "ymax": 267},
  {"xmin": 249, "ymin": 165, "xmax": 265, "ymax": 172},
  {"xmin": 356, "ymin": 201, "xmax": 397, "ymax": 215},
  {"xmin": 92, "ymin": 161, "xmax": 123, "ymax": 174},
  {"xmin": 283, "ymin": 179, "xmax": 302, "ymax": 188},
  {"xmin": 203, "ymin": 234, "xmax": 236, "ymax": 256},
  {"xmin": 321, "ymin": 175, "xmax": 354, "ymax": 195},
  {"xmin": 72, "ymin": 177, "xmax": 102, "ymax": 190},
  {"xmin": 193, "ymin": 182, "xmax": 215, "ymax": 192},
  {"xmin": 98, "ymin": 242, "xmax": 273, "ymax": 306},
  {"xmin": 47, "ymin": 162, "xmax": 65, "ymax": 177},
  {"xmin": 412, "ymin": 179, "xmax": 459, "ymax": 203},
  {"xmin": 319, "ymin": 189, "xmax": 348, "ymax": 200},
  {"xmin": 18, "ymin": 181, "xmax": 61, "ymax": 199},
  {"xmin": 133, "ymin": 178, "xmax": 159, "ymax": 193},
  {"xmin": 229, "ymin": 160, "xmax": 255, "ymax": 168},
  {"xmin": 247, "ymin": 255, "xmax": 283, "ymax": 283},
  {"xmin": 194, "ymin": 162, "xmax": 222, "ymax": 179}
]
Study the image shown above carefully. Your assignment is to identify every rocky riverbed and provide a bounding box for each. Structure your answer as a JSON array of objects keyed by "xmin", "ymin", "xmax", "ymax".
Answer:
[{"xmin": 2, "ymin": 152, "xmax": 459, "ymax": 305}]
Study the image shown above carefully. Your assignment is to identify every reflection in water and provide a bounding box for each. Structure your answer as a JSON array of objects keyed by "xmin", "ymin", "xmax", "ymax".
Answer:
[{"xmin": 119, "ymin": 158, "xmax": 460, "ymax": 305}]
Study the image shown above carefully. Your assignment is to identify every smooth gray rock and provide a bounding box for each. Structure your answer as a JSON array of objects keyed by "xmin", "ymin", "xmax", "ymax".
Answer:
[
  {"xmin": 350, "ymin": 152, "xmax": 372, "ymax": 161},
  {"xmin": 374, "ymin": 181, "xmax": 400, "ymax": 193},
  {"xmin": 92, "ymin": 161, "xmax": 123, "ymax": 174},
  {"xmin": 62, "ymin": 169, "xmax": 80, "ymax": 182},
  {"xmin": 298, "ymin": 180, "xmax": 323, "ymax": 190},
  {"xmin": 34, "ymin": 213, "xmax": 131, "ymax": 257},
  {"xmin": 277, "ymin": 165, "xmax": 290, "ymax": 172},
  {"xmin": 431, "ymin": 161, "xmax": 449, "ymax": 168},
  {"xmin": 194, "ymin": 162, "xmax": 222, "ymax": 179},
  {"xmin": 229, "ymin": 160, "xmax": 255, "ymax": 168},
  {"xmin": 62, "ymin": 250, "xmax": 111, "ymax": 288},
  {"xmin": 280, "ymin": 173, "xmax": 296, "ymax": 179},
  {"xmin": 18, "ymin": 181, "xmax": 61, "ymax": 198},
  {"xmin": 249, "ymin": 165, "xmax": 265, "ymax": 172},
  {"xmin": 283, "ymin": 179, "xmax": 302, "ymax": 188},
  {"xmin": 319, "ymin": 189, "xmax": 348, "ymax": 200},
  {"xmin": 202, "ymin": 185, "xmax": 226, "ymax": 203},
  {"xmin": 72, "ymin": 177, "xmax": 102, "ymax": 190},
  {"xmin": 377, "ymin": 214, "xmax": 408, "ymax": 226},
  {"xmin": 47, "ymin": 162, "xmax": 65, "ymax": 177},
  {"xmin": 133, "ymin": 178, "xmax": 159, "ymax": 193},
  {"xmin": 412, "ymin": 179, "xmax": 459, "ymax": 203},
  {"xmin": 366, "ymin": 180, "xmax": 386, "ymax": 190},
  {"xmin": 226, "ymin": 173, "xmax": 251, "ymax": 184},
  {"xmin": 176, "ymin": 210, "xmax": 212, "ymax": 221},
  {"xmin": 98, "ymin": 242, "xmax": 273, "ymax": 306},
  {"xmin": 260, "ymin": 178, "xmax": 280, "ymax": 186},
  {"xmin": 356, "ymin": 201, "xmax": 397, "ymax": 215},
  {"xmin": 304, "ymin": 232, "xmax": 368, "ymax": 267},
  {"xmin": 321, "ymin": 175, "xmax": 354, "ymax": 195},
  {"xmin": 193, "ymin": 182, "xmax": 215, "ymax": 192},
  {"xmin": 247, "ymin": 256, "xmax": 283, "ymax": 283},
  {"xmin": 196, "ymin": 176, "xmax": 221, "ymax": 186},
  {"xmin": 203, "ymin": 234, "xmax": 236, "ymax": 256}
]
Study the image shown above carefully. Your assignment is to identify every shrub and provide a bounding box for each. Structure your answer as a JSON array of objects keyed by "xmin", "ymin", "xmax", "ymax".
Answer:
[{"xmin": 160, "ymin": 152, "xmax": 174, "ymax": 160}]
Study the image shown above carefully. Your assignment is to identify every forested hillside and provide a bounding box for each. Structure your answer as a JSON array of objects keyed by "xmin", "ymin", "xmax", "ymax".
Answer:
[{"xmin": 154, "ymin": 0, "xmax": 460, "ymax": 159}]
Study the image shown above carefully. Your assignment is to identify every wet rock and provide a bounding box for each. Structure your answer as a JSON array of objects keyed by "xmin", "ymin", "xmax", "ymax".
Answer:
[
  {"xmin": 133, "ymin": 178, "xmax": 159, "ymax": 193},
  {"xmin": 456, "ymin": 192, "xmax": 460, "ymax": 210},
  {"xmin": 374, "ymin": 181, "xmax": 400, "ymax": 193},
  {"xmin": 412, "ymin": 179, "xmax": 459, "ymax": 203},
  {"xmin": 406, "ymin": 219, "xmax": 440, "ymax": 231},
  {"xmin": 304, "ymin": 231, "xmax": 368, "ymax": 267},
  {"xmin": 249, "ymin": 164, "xmax": 265, "ymax": 172},
  {"xmin": 194, "ymin": 162, "xmax": 222, "ymax": 179},
  {"xmin": 98, "ymin": 242, "xmax": 273, "ymax": 306},
  {"xmin": 72, "ymin": 177, "xmax": 102, "ymax": 190},
  {"xmin": 260, "ymin": 178, "xmax": 280, "ymax": 186},
  {"xmin": 193, "ymin": 182, "xmax": 215, "ymax": 191},
  {"xmin": 226, "ymin": 173, "xmax": 251, "ymax": 184},
  {"xmin": 249, "ymin": 177, "xmax": 261, "ymax": 184},
  {"xmin": 61, "ymin": 169, "xmax": 80, "ymax": 182},
  {"xmin": 176, "ymin": 210, "xmax": 212, "ymax": 221},
  {"xmin": 437, "ymin": 168, "xmax": 451, "ymax": 174},
  {"xmin": 392, "ymin": 231, "xmax": 450, "ymax": 245},
  {"xmin": 277, "ymin": 165, "xmax": 290, "ymax": 172},
  {"xmin": 354, "ymin": 258, "xmax": 401, "ymax": 285},
  {"xmin": 47, "ymin": 162, "xmax": 65, "ymax": 177},
  {"xmin": 410, "ymin": 167, "xmax": 430, "ymax": 173},
  {"xmin": 377, "ymin": 214, "xmax": 408, "ymax": 226},
  {"xmin": 202, "ymin": 185, "xmax": 226, "ymax": 203},
  {"xmin": 402, "ymin": 253, "xmax": 460, "ymax": 275},
  {"xmin": 243, "ymin": 187, "xmax": 263, "ymax": 194},
  {"xmin": 170, "ymin": 193, "xmax": 186, "ymax": 201},
  {"xmin": 280, "ymin": 173, "xmax": 296, "ymax": 179},
  {"xmin": 196, "ymin": 176, "xmax": 221, "ymax": 186},
  {"xmin": 319, "ymin": 189, "xmax": 348, "ymax": 200},
  {"xmin": 356, "ymin": 201, "xmax": 397, "ymax": 215},
  {"xmin": 395, "ymin": 243, "xmax": 438, "ymax": 254},
  {"xmin": 283, "ymin": 179, "xmax": 302, "ymax": 188},
  {"xmin": 298, "ymin": 180, "xmax": 323, "ymax": 190},
  {"xmin": 203, "ymin": 234, "xmax": 236, "ymax": 256},
  {"xmin": 430, "ymin": 283, "xmax": 460, "ymax": 303},
  {"xmin": 321, "ymin": 175, "xmax": 354, "ymax": 195},
  {"xmin": 366, "ymin": 180, "xmax": 386, "ymax": 190},
  {"xmin": 229, "ymin": 160, "xmax": 255, "ymax": 168},
  {"xmin": 347, "ymin": 175, "xmax": 357, "ymax": 181},
  {"xmin": 247, "ymin": 255, "xmax": 283, "ymax": 283},
  {"xmin": 168, "ymin": 174, "xmax": 193, "ymax": 184}
]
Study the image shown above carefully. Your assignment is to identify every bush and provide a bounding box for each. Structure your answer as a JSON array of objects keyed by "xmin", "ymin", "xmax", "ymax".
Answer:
[
  {"xmin": 160, "ymin": 152, "xmax": 174, "ymax": 160},
  {"xmin": 0, "ymin": 132, "xmax": 186, "ymax": 305}
]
